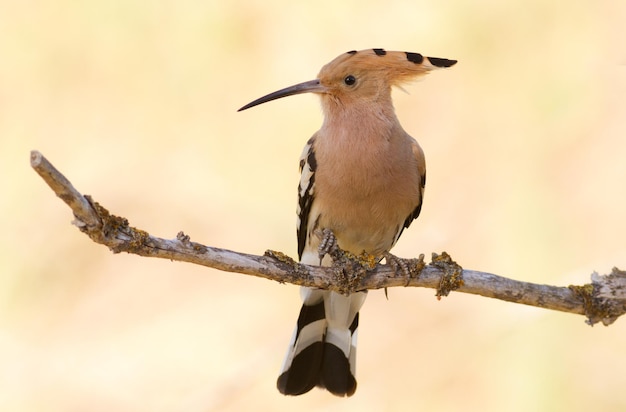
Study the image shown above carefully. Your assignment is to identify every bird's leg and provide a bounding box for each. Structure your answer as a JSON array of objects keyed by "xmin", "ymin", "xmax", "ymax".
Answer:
[
  {"xmin": 317, "ymin": 228, "xmax": 339, "ymax": 263},
  {"xmin": 383, "ymin": 252, "xmax": 426, "ymax": 284}
]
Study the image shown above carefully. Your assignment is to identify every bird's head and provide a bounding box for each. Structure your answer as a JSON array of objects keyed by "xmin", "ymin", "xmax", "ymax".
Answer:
[{"xmin": 238, "ymin": 48, "xmax": 456, "ymax": 113}]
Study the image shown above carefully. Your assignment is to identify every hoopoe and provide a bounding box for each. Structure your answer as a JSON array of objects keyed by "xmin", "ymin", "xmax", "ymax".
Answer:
[{"xmin": 239, "ymin": 48, "xmax": 456, "ymax": 397}]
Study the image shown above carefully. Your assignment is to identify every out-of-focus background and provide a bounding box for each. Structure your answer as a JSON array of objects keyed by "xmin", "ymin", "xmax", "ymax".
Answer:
[{"xmin": 1, "ymin": 0, "xmax": 625, "ymax": 410}]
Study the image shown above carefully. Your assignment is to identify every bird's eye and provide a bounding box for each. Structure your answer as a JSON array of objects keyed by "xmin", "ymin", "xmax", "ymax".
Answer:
[{"xmin": 344, "ymin": 75, "xmax": 356, "ymax": 86}]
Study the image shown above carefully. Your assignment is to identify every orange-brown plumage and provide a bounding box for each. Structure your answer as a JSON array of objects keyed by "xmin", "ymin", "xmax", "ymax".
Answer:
[{"xmin": 239, "ymin": 48, "xmax": 456, "ymax": 397}]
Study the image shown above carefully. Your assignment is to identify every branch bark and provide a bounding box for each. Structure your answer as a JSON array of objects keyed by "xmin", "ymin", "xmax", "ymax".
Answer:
[{"xmin": 30, "ymin": 150, "xmax": 626, "ymax": 326}]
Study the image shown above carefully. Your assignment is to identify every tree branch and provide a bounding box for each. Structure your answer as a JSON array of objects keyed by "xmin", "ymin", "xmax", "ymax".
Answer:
[{"xmin": 30, "ymin": 150, "xmax": 626, "ymax": 326}]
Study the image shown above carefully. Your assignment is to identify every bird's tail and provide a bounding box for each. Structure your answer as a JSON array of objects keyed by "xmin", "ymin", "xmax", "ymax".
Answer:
[{"xmin": 277, "ymin": 287, "xmax": 367, "ymax": 396}]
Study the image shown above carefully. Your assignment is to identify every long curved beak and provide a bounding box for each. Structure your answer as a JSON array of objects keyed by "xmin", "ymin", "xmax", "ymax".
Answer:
[{"xmin": 238, "ymin": 79, "xmax": 325, "ymax": 112}]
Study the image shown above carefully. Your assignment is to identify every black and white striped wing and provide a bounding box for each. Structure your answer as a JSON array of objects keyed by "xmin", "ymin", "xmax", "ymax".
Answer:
[
  {"xmin": 394, "ymin": 138, "xmax": 427, "ymax": 246},
  {"xmin": 296, "ymin": 136, "xmax": 317, "ymax": 260}
]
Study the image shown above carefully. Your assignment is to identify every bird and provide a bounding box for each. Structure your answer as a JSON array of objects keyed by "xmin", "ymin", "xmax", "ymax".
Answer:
[{"xmin": 238, "ymin": 48, "xmax": 456, "ymax": 397}]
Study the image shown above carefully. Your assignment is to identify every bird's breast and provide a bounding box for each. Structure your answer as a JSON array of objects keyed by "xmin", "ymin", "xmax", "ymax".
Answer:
[{"xmin": 311, "ymin": 130, "xmax": 420, "ymax": 256}]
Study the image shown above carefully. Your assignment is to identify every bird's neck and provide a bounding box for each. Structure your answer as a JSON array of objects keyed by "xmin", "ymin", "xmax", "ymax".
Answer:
[{"xmin": 320, "ymin": 98, "xmax": 401, "ymax": 144}]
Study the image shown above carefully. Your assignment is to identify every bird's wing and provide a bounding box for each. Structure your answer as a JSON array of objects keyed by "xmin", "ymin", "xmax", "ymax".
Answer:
[
  {"xmin": 402, "ymin": 137, "xmax": 426, "ymax": 230},
  {"xmin": 296, "ymin": 136, "xmax": 317, "ymax": 260}
]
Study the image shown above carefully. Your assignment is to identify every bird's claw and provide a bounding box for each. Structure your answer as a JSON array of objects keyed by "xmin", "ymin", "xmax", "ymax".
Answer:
[
  {"xmin": 384, "ymin": 252, "xmax": 425, "ymax": 285},
  {"xmin": 317, "ymin": 228, "xmax": 339, "ymax": 263}
]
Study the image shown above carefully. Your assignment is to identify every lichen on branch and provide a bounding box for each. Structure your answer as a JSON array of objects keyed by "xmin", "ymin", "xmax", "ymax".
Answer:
[{"xmin": 30, "ymin": 150, "xmax": 626, "ymax": 326}]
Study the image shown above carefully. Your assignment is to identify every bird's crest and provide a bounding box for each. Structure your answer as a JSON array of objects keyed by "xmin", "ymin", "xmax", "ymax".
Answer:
[{"xmin": 319, "ymin": 48, "xmax": 456, "ymax": 88}]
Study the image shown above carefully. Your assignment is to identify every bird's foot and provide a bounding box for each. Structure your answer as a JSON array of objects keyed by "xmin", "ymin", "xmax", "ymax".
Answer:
[
  {"xmin": 316, "ymin": 229, "xmax": 377, "ymax": 294},
  {"xmin": 317, "ymin": 228, "xmax": 340, "ymax": 263},
  {"xmin": 384, "ymin": 252, "xmax": 426, "ymax": 284},
  {"xmin": 317, "ymin": 228, "xmax": 377, "ymax": 269}
]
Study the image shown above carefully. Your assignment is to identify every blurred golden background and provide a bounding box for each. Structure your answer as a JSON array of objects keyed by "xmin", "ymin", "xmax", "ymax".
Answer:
[{"xmin": 1, "ymin": 0, "xmax": 625, "ymax": 410}]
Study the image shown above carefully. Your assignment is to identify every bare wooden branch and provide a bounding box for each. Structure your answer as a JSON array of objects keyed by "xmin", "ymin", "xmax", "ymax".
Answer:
[{"xmin": 30, "ymin": 150, "xmax": 626, "ymax": 326}]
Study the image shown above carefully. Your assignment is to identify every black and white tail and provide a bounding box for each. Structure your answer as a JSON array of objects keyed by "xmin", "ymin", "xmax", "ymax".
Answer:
[{"xmin": 277, "ymin": 287, "xmax": 367, "ymax": 396}]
